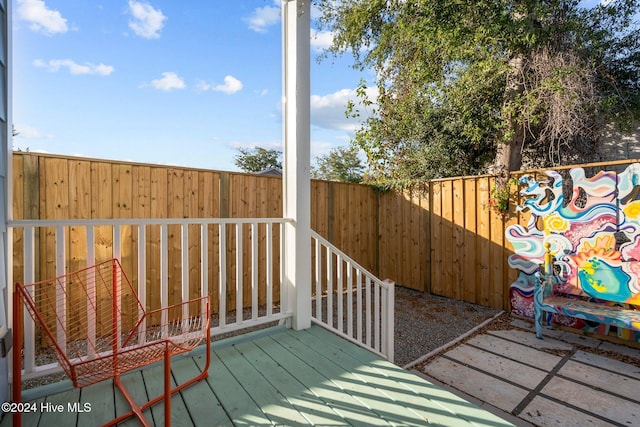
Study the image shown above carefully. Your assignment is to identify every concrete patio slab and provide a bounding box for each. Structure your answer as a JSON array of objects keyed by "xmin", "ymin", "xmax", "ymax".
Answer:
[
  {"xmin": 553, "ymin": 331, "xmax": 603, "ymax": 348},
  {"xmin": 559, "ymin": 359, "xmax": 640, "ymax": 397},
  {"xmin": 487, "ymin": 329, "xmax": 573, "ymax": 351},
  {"xmin": 418, "ymin": 318, "xmax": 640, "ymax": 427},
  {"xmin": 445, "ymin": 344, "xmax": 548, "ymax": 389},
  {"xmin": 541, "ymin": 376, "xmax": 640, "ymax": 426},
  {"xmin": 571, "ymin": 350, "xmax": 640, "ymax": 379},
  {"xmin": 424, "ymin": 357, "xmax": 529, "ymax": 413},
  {"xmin": 412, "ymin": 370, "xmax": 536, "ymax": 427},
  {"xmin": 465, "ymin": 334, "xmax": 562, "ymax": 371},
  {"xmin": 598, "ymin": 339, "xmax": 640, "ymax": 359},
  {"xmin": 519, "ymin": 396, "xmax": 611, "ymax": 427}
]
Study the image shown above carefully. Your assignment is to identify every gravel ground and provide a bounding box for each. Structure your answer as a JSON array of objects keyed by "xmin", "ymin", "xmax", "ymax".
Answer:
[{"xmin": 393, "ymin": 286, "xmax": 501, "ymax": 367}]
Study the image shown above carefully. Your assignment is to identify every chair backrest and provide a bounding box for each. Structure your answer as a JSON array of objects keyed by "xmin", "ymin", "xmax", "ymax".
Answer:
[{"xmin": 16, "ymin": 259, "xmax": 144, "ymax": 376}]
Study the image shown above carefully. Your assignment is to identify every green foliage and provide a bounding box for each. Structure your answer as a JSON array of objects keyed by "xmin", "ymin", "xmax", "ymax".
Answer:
[
  {"xmin": 488, "ymin": 177, "xmax": 518, "ymax": 218},
  {"xmin": 233, "ymin": 147, "xmax": 282, "ymax": 173},
  {"xmin": 315, "ymin": 0, "xmax": 640, "ymax": 182},
  {"xmin": 312, "ymin": 145, "xmax": 365, "ymax": 183}
]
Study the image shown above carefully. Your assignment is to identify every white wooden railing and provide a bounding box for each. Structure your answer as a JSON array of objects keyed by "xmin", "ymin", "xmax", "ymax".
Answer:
[
  {"xmin": 9, "ymin": 218, "xmax": 292, "ymax": 380},
  {"xmin": 311, "ymin": 231, "xmax": 394, "ymax": 361},
  {"xmin": 8, "ymin": 218, "xmax": 395, "ymax": 380}
]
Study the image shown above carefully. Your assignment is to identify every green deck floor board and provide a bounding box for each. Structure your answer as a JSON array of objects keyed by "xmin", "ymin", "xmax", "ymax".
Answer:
[
  {"xmin": 142, "ymin": 361, "xmax": 192, "ymax": 427},
  {"xmin": 215, "ymin": 343, "xmax": 310, "ymax": 426},
  {"xmin": 289, "ymin": 329, "xmax": 449, "ymax": 426},
  {"xmin": 38, "ymin": 388, "xmax": 80, "ymax": 427},
  {"xmin": 0, "ymin": 398, "xmax": 43, "ymax": 427},
  {"xmin": 236, "ymin": 338, "xmax": 352, "ymax": 426},
  {"xmin": 276, "ymin": 330, "xmax": 398, "ymax": 425},
  {"xmin": 255, "ymin": 334, "xmax": 387, "ymax": 426},
  {"xmin": 77, "ymin": 379, "xmax": 115, "ymax": 426},
  {"xmin": 170, "ymin": 354, "xmax": 231, "ymax": 427},
  {"xmin": 306, "ymin": 327, "xmax": 514, "ymax": 427},
  {"xmin": 194, "ymin": 350, "xmax": 272, "ymax": 426},
  {"xmin": 114, "ymin": 370, "xmax": 155, "ymax": 427}
]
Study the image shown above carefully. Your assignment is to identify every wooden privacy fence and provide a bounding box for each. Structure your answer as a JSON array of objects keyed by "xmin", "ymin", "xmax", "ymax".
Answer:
[
  {"xmin": 12, "ymin": 151, "xmax": 638, "ymax": 311},
  {"xmin": 11, "ymin": 153, "xmax": 379, "ymax": 315}
]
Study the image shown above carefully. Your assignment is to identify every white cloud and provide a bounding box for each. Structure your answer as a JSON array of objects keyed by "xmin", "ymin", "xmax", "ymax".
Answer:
[
  {"xmin": 17, "ymin": 0, "xmax": 68, "ymax": 36},
  {"xmin": 214, "ymin": 76, "xmax": 243, "ymax": 94},
  {"xmin": 310, "ymin": 29, "xmax": 334, "ymax": 52},
  {"xmin": 197, "ymin": 75, "xmax": 243, "ymax": 95},
  {"xmin": 244, "ymin": 0, "xmax": 280, "ymax": 33},
  {"xmin": 33, "ymin": 59, "xmax": 114, "ymax": 76},
  {"xmin": 149, "ymin": 72, "xmax": 185, "ymax": 91},
  {"xmin": 310, "ymin": 140, "xmax": 336, "ymax": 158},
  {"xmin": 128, "ymin": 0, "xmax": 167, "ymax": 39},
  {"xmin": 310, "ymin": 87, "xmax": 379, "ymax": 132},
  {"xmin": 14, "ymin": 124, "xmax": 54, "ymax": 139}
]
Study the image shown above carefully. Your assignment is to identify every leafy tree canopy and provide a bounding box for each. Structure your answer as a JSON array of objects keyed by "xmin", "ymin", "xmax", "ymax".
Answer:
[
  {"xmin": 312, "ymin": 145, "xmax": 365, "ymax": 183},
  {"xmin": 234, "ymin": 147, "xmax": 282, "ymax": 173},
  {"xmin": 315, "ymin": 0, "xmax": 640, "ymax": 184}
]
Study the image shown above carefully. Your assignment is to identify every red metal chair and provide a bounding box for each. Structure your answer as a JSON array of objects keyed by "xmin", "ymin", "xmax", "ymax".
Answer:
[{"xmin": 13, "ymin": 258, "xmax": 210, "ymax": 427}]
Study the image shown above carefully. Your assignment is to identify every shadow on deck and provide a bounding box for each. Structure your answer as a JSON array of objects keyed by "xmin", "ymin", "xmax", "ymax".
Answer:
[{"xmin": 2, "ymin": 325, "xmax": 514, "ymax": 426}]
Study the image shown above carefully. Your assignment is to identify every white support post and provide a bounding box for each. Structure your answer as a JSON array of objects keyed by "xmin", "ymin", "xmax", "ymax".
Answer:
[
  {"xmin": 282, "ymin": 0, "xmax": 311, "ymax": 330},
  {"xmin": 0, "ymin": 0, "xmax": 11, "ymax": 406}
]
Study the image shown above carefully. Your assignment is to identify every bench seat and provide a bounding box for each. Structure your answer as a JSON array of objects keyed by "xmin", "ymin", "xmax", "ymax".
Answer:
[{"xmin": 535, "ymin": 291, "xmax": 640, "ymax": 338}]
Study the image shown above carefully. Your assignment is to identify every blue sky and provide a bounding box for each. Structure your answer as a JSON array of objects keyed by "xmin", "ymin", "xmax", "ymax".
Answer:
[{"xmin": 12, "ymin": 0, "xmax": 373, "ymax": 171}]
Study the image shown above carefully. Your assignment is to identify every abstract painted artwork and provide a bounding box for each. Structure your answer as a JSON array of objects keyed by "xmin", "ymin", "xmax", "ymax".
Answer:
[{"xmin": 506, "ymin": 163, "xmax": 640, "ymax": 342}]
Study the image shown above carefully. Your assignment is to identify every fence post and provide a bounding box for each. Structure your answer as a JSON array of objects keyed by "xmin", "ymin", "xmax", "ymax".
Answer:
[{"xmin": 385, "ymin": 280, "xmax": 395, "ymax": 362}]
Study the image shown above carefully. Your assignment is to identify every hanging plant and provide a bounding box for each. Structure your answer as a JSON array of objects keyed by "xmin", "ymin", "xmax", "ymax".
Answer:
[{"xmin": 487, "ymin": 177, "xmax": 517, "ymax": 218}]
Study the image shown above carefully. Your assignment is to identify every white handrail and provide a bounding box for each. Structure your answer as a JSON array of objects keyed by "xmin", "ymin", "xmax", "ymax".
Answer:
[
  {"xmin": 310, "ymin": 231, "xmax": 394, "ymax": 362},
  {"xmin": 8, "ymin": 217, "xmax": 291, "ymax": 227},
  {"xmin": 9, "ymin": 217, "xmax": 293, "ymax": 381}
]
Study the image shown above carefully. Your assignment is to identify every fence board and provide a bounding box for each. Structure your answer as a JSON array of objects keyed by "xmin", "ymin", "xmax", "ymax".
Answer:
[
  {"xmin": 132, "ymin": 165, "xmax": 151, "ymax": 316},
  {"xmin": 184, "ymin": 170, "xmax": 200, "ymax": 304},
  {"xmin": 476, "ymin": 177, "xmax": 491, "ymax": 306},
  {"xmin": 431, "ymin": 182, "xmax": 443, "ymax": 295},
  {"xmin": 311, "ymin": 180, "xmax": 328, "ymax": 238},
  {"xmin": 463, "ymin": 178, "xmax": 477, "ymax": 303},
  {"xmin": 452, "ymin": 179, "xmax": 464, "ymax": 300},
  {"xmin": 149, "ymin": 167, "xmax": 168, "ymax": 318},
  {"xmin": 441, "ymin": 181, "xmax": 454, "ymax": 298},
  {"xmin": 167, "ymin": 168, "xmax": 184, "ymax": 309},
  {"xmin": 68, "ymin": 160, "xmax": 91, "ymax": 274},
  {"xmin": 488, "ymin": 178, "xmax": 505, "ymax": 309},
  {"xmin": 376, "ymin": 191, "xmax": 392, "ymax": 284},
  {"xmin": 12, "ymin": 155, "xmax": 25, "ymax": 287},
  {"xmin": 420, "ymin": 186, "xmax": 431, "ymax": 293}
]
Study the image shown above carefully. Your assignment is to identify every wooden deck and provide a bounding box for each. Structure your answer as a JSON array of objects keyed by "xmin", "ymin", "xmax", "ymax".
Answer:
[{"xmin": 2, "ymin": 325, "xmax": 514, "ymax": 426}]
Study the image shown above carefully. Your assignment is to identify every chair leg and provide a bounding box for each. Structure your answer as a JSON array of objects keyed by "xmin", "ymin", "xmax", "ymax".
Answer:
[
  {"xmin": 107, "ymin": 332, "xmax": 211, "ymax": 426},
  {"xmin": 165, "ymin": 343, "xmax": 171, "ymax": 427},
  {"xmin": 534, "ymin": 306, "xmax": 544, "ymax": 339},
  {"xmin": 107, "ymin": 375, "xmax": 152, "ymax": 427}
]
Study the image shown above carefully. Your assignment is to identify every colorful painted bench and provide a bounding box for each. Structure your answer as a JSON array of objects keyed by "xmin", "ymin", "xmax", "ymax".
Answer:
[
  {"xmin": 506, "ymin": 163, "xmax": 640, "ymax": 342},
  {"xmin": 534, "ymin": 241, "xmax": 640, "ymax": 339}
]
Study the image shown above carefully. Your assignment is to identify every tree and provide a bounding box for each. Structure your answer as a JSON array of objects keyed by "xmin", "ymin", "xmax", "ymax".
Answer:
[
  {"xmin": 234, "ymin": 146, "xmax": 282, "ymax": 173},
  {"xmin": 312, "ymin": 145, "xmax": 365, "ymax": 183},
  {"xmin": 315, "ymin": 0, "xmax": 640, "ymax": 183}
]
